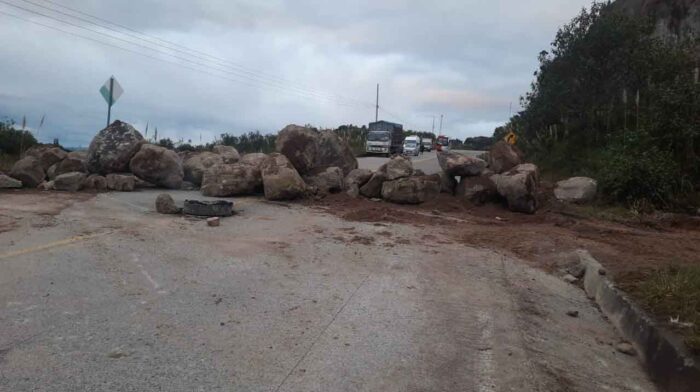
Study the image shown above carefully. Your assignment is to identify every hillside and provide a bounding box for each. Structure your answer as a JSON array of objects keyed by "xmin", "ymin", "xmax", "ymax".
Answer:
[{"xmin": 614, "ymin": 0, "xmax": 700, "ymax": 39}]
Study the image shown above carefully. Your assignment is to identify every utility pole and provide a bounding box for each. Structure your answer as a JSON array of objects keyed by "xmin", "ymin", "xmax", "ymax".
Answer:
[
  {"xmin": 106, "ymin": 76, "xmax": 114, "ymax": 128},
  {"xmin": 431, "ymin": 116, "xmax": 435, "ymax": 133},
  {"xmin": 375, "ymin": 83, "xmax": 379, "ymax": 122},
  {"xmin": 439, "ymin": 114, "xmax": 443, "ymax": 134}
]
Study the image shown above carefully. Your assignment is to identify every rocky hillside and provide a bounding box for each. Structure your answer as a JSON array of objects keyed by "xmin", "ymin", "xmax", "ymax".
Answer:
[{"xmin": 614, "ymin": 0, "xmax": 700, "ymax": 39}]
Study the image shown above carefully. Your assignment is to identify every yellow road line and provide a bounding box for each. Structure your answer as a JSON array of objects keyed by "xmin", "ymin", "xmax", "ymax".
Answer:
[{"xmin": 0, "ymin": 231, "xmax": 113, "ymax": 261}]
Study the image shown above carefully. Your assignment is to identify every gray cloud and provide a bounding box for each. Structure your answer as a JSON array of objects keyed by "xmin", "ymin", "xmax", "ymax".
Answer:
[{"xmin": 0, "ymin": 0, "xmax": 591, "ymax": 146}]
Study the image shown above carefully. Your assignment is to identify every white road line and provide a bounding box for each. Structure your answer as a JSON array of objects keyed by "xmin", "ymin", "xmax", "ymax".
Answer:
[{"xmin": 131, "ymin": 254, "xmax": 163, "ymax": 292}]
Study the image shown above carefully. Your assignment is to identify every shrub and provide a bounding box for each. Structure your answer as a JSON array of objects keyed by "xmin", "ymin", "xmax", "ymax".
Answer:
[
  {"xmin": 598, "ymin": 132, "xmax": 679, "ymax": 207},
  {"xmin": 0, "ymin": 120, "xmax": 38, "ymax": 155}
]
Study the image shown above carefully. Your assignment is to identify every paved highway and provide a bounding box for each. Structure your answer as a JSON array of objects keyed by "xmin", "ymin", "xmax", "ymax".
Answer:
[{"xmin": 0, "ymin": 190, "xmax": 655, "ymax": 391}]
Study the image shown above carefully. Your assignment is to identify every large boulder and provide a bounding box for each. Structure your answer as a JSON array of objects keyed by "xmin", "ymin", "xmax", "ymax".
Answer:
[
  {"xmin": 437, "ymin": 171, "xmax": 458, "ymax": 194},
  {"xmin": 315, "ymin": 130, "xmax": 358, "ymax": 175},
  {"xmin": 378, "ymin": 155, "xmax": 413, "ymax": 180},
  {"xmin": 275, "ymin": 125, "xmax": 319, "ymax": 175},
  {"xmin": 25, "ymin": 145, "xmax": 67, "ymax": 171},
  {"xmin": 183, "ymin": 152, "xmax": 224, "ymax": 186},
  {"xmin": 304, "ymin": 167, "xmax": 344, "ymax": 195},
  {"xmin": 239, "ymin": 153, "xmax": 269, "ymax": 167},
  {"xmin": 106, "ymin": 173, "xmax": 135, "ymax": 192},
  {"xmin": 129, "ymin": 144, "xmax": 184, "ymax": 189},
  {"xmin": 456, "ymin": 176, "xmax": 498, "ymax": 205},
  {"xmin": 554, "ymin": 177, "xmax": 597, "ymax": 203},
  {"xmin": 344, "ymin": 168, "xmax": 373, "ymax": 189},
  {"xmin": 0, "ymin": 173, "xmax": 22, "ymax": 188},
  {"xmin": 437, "ymin": 151, "xmax": 486, "ymax": 177},
  {"xmin": 381, "ymin": 175, "xmax": 440, "ymax": 204},
  {"xmin": 491, "ymin": 171, "xmax": 538, "ymax": 214},
  {"xmin": 261, "ymin": 153, "xmax": 307, "ymax": 200},
  {"xmin": 511, "ymin": 163, "xmax": 539, "ymax": 183},
  {"xmin": 9, "ymin": 156, "xmax": 45, "ymax": 187},
  {"xmin": 82, "ymin": 174, "xmax": 107, "ymax": 190},
  {"xmin": 87, "ymin": 120, "xmax": 145, "ymax": 174},
  {"xmin": 488, "ymin": 141, "xmax": 524, "ymax": 174},
  {"xmin": 53, "ymin": 172, "xmax": 86, "ymax": 192},
  {"xmin": 201, "ymin": 163, "xmax": 261, "ymax": 197},
  {"xmin": 359, "ymin": 172, "xmax": 387, "ymax": 198},
  {"xmin": 52, "ymin": 151, "xmax": 87, "ymax": 179},
  {"xmin": 212, "ymin": 145, "xmax": 240, "ymax": 164}
]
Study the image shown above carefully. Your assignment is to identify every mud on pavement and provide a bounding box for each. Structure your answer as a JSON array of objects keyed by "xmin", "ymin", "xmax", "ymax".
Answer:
[{"xmin": 0, "ymin": 190, "xmax": 657, "ymax": 391}]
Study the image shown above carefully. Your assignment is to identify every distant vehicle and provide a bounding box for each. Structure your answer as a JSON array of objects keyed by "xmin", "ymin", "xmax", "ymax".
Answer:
[
  {"xmin": 436, "ymin": 135, "xmax": 449, "ymax": 152},
  {"xmin": 421, "ymin": 138, "xmax": 433, "ymax": 152},
  {"xmin": 402, "ymin": 135, "xmax": 421, "ymax": 156},
  {"xmin": 366, "ymin": 121, "xmax": 403, "ymax": 157}
]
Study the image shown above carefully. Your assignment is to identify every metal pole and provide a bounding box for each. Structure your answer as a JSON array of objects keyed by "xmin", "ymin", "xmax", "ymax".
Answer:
[
  {"xmin": 431, "ymin": 116, "xmax": 435, "ymax": 133},
  {"xmin": 107, "ymin": 76, "xmax": 114, "ymax": 127},
  {"xmin": 439, "ymin": 114, "xmax": 443, "ymax": 134},
  {"xmin": 375, "ymin": 83, "xmax": 379, "ymax": 122}
]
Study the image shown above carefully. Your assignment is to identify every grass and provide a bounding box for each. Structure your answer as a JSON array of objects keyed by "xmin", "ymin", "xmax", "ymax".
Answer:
[{"xmin": 636, "ymin": 265, "xmax": 700, "ymax": 353}]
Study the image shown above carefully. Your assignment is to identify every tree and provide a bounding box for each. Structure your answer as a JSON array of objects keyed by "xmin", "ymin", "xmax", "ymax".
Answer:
[{"xmin": 0, "ymin": 119, "xmax": 38, "ymax": 155}]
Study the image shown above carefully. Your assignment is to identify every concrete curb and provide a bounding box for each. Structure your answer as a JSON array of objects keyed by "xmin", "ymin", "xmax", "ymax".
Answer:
[{"xmin": 577, "ymin": 250, "xmax": 700, "ymax": 391}]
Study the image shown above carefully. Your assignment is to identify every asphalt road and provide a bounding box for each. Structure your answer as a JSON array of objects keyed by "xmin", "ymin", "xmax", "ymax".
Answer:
[
  {"xmin": 0, "ymin": 190, "xmax": 656, "ymax": 391},
  {"xmin": 358, "ymin": 150, "xmax": 483, "ymax": 174}
]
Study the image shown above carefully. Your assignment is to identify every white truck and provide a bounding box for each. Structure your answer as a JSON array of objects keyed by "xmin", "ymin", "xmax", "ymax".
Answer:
[
  {"xmin": 421, "ymin": 138, "xmax": 433, "ymax": 152},
  {"xmin": 366, "ymin": 121, "xmax": 403, "ymax": 157},
  {"xmin": 402, "ymin": 135, "xmax": 421, "ymax": 156}
]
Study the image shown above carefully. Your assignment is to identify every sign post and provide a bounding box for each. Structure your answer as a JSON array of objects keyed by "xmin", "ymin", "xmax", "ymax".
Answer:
[{"xmin": 99, "ymin": 76, "xmax": 123, "ymax": 127}]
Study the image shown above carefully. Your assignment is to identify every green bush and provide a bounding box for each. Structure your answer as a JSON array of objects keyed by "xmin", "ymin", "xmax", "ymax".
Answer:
[
  {"xmin": 0, "ymin": 120, "xmax": 38, "ymax": 155},
  {"xmin": 598, "ymin": 132, "xmax": 679, "ymax": 207}
]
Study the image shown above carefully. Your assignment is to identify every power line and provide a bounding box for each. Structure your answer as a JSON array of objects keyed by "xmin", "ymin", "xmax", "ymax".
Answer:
[
  {"xmin": 0, "ymin": 8, "xmax": 360, "ymax": 108},
  {"xmin": 0, "ymin": 1, "xmax": 415, "ymax": 126},
  {"xmin": 14, "ymin": 0, "xmax": 375, "ymax": 109}
]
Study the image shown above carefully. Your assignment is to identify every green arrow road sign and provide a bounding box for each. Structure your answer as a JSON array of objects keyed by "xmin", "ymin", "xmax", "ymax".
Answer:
[
  {"xmin": 100, "ymin": 76, "xmax": 124, "ymax": 127},
  {"xmin": 100, "ymin": 76, "xmax": 123, "ymax": 106}
]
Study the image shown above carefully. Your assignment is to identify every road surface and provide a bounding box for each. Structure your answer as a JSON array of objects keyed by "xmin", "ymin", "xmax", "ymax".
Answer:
[
  {"xmin": 358, "ymin": 150, "xmax": 483, "ymax": 174},
  {"xmin": 0, "ymin": 190, "xmax": 656, "ymax": 391}
]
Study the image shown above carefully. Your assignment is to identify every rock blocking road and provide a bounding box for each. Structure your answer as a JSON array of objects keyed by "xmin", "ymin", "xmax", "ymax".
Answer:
[{"xmin": 0, "ymin": 190, "xmax": 656, "ymax": 391}]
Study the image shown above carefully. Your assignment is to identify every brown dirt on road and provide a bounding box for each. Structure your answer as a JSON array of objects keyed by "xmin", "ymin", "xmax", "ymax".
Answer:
[{"xmin": 307, "ymin": 193, "xmax": 700, "ymax": 284}]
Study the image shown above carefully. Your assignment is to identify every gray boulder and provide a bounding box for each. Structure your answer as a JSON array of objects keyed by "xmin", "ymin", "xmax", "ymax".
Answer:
[
  {"xmin": 554, "ymin": 177, "xmax": 597, "ymax": 203},
  {"xmin": 438, "ymin": 171, "xmax": 457, "ymax": 194},
  {"xmin": 52, "ymin": 151, "xmax": 87, "ymax": 179},
  {"xmin": 87, "ymin": 120, "xmax": 145, "ymax": 174},
  {"xmin": 201, "ymin": 163, "xmax": 261, "ymax": 197},
  {"xmin": 381, "ymin": 175, "xmax": 440, "ymax": 204},
  {"xmin": 491, "ymin": 171, "xmax": 538, "ymax": 214},
  {"xmin": 437, "ymin": 151, "xmax": 486, "ymax": 177},
  {"xmin": 82, "ymin": 174, "xmax": 107, "ymax": 190},
  {"xmin": 304, "ymin": 167, "xmax": 344, "ymax": 195},
  {"xmin": 53, "ymin": 172, "xmax": 86, "ymax": 192},
  {"xmin": 261, "ymin": 153, "xmax": 307, "ymax": 200},
  {"xmin": 37, "ymin": 181, "xmax": 54, "ymax": 191},
  {"xmin": 488, "ymin": 141, "xmax": 524, "ymax": 174},
  {"xmin": 183, "ymin": 152, "xmax": 224, "ymax": 186},
  {"xmin": 10, "ymin": 156, "xmax": 45, "ymax": 187},
  {"xmin": 456, "ymin": 176, "xmax": 498, "ymax": 205},
  {"xmin": 129, "ymin": 144, "xmax": 184, "ymax": 189},
  {"xmin": 511, "ymin": 163, "xmax": 539, "ymax": 183},
  {"xmin": 315, "ymin": 130, "xmax": 358, "ymax": 175},
  {"xmin": 239, "ymin": 152, "xmax": 269, "ymax": 167},
  {"xmin": 156, "ymin": 193, "xmax": 180, "ymax": 214},
  {"xmin": 106, "ymin": 173, "xmax": 135, "ymax": 192},
  {"xmin": 344, "ymin": 168, "xmax": 373, "ymax": 190},
  {"xmin": 212, "ymin": 145, "xmax": 240, "ymax": 164},
  {"xmin": 0, "ymin": 174, "xmax": 22, "ymax": 188},
  {"xmin": 25, "ymin": 145, "xmax": 67, "ymax": 171},
  {"xmin": 378, "ymin": 155, "xmax": 413, "ymax": 180},
  {"xmin": 359, "ymin": 172, "xmax": 387, "ymax": 198},
  {"xmin": 275, "ymin": 124, "xmax": 319, "ymax": 175}
]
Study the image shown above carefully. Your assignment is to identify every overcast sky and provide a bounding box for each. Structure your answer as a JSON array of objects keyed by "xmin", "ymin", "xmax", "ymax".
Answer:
[{"xmin": 0, "ymin": 0, "xmax": 592, "ymax": 147}]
